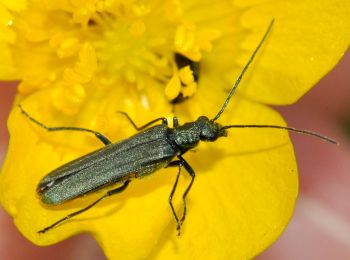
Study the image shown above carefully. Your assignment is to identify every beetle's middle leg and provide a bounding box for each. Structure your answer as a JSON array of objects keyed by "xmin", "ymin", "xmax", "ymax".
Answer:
[
  {"xmin": 117, "ymin": 111, "xmax": 168, "ymax": 131},
  {"xmin": 19, "ymin": 105, "xmax": 111, "ymax": 145},
  {"xmin": 38, "ymin": 180, "xmax": 131, "ymax": 234}
]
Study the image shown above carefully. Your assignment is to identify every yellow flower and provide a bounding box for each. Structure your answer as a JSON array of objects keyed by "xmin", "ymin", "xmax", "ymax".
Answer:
[{"xmin": 0, "ymin": 0, "xmax": 349, "ymax": 259}]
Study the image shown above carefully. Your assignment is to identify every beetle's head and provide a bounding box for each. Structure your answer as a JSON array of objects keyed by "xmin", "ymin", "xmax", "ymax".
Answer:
[{"xmin": 197, "ymin": 116, "xmax": 227, "ymax": 142}]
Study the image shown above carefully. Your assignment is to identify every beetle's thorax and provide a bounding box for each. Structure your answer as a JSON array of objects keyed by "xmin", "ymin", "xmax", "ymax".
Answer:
[{"xmin": 169, "ymin": 116, "xmax": 227, "ymax": 152}]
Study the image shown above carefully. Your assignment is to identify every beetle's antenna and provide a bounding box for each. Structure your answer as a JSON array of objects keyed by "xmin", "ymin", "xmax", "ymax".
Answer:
[
  {"xmin": 221, "ymin": 124, "xmax": 338, "ymax": 144},
  {"xmin": 212, "ymin": 19, "xmax": 274, "ymax": 122}
]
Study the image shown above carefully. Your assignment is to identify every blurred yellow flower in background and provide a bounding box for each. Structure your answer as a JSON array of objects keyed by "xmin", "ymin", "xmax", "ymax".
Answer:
[{"xmin": 0, "ymin": 0, "xmax": 349, "ymax": 259}]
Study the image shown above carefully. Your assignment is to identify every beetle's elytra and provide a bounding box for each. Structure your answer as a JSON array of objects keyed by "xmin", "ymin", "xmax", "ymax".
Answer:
[{"xmin": 19, "ymin": 19, "xmax": 336, "ymax": 235}]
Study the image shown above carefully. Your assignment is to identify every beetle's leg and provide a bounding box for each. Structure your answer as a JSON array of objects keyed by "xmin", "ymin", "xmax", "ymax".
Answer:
[
  {"xmin": 117, "ymin": 111, "xmax": 168, "ymax": 131},
  {"xmin": 38, "ymin": 180, "xmax": 131, "ymax": 234},
  {"xmin": 173, "ymin": 117, "xmax": 179, "ymax": 127},
  {"xmin": 167, "ymin": 160, "xmax": 182, "ymax": 235},
  {"xmin": 19, "ymin": 105, "xmax": 111, "ymax": 145},
  {"xmin": 177, "ymin": 155, "xmax": 195, "ymax": 229}
]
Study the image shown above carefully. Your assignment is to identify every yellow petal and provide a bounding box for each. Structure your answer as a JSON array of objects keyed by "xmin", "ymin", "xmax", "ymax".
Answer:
[
  {"xmin": 0, "ymin": 86, "xmax": 297, "ymax": 259},
  {"xmin": 51, "ymin": 83, "xmax": 86, "ymax": 115},
  {"xmin": 0, "ymin": 41, "xmax": 18, "ymax": 79},
  {"xmin": 208, "ymin": 0, "xmax": 350, "ymax": 105},
  {"xmin": 2, "ymin": 0, "xmax": 27, "ymax": 12},
  {"xmin": 0, "ymin": 3, "xmax": 19, "ymax": 79}
]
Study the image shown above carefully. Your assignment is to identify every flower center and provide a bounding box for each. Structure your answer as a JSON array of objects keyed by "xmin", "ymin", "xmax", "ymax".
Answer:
[
  {"xmin": 11, "ymin": 0, "xmax": 223, "ymax": 113},
  {"xmin": 91, "ymin": 6, "xmax": 176, "ymax": 90}
]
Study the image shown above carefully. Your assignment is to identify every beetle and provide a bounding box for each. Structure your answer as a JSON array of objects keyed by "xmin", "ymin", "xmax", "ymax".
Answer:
[{"xmin": 19, "ymin": 19, "xmax": 336, "ymax": 235}]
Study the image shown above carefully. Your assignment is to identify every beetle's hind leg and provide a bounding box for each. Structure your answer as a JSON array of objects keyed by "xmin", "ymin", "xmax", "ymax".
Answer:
[
  {"xmin": 38, "ymin": 180, "xmax": 131, "ymax": 234},
  {"xmin": 177, "ymin": 156, "xmax": 195, "ymax": 228},
  {"xmin": 168, "ymin": 160, "xmax": 183, "ymax": 235},
  {"xmin": 167, "ymin": 157, "xmax": 196, "ymax": 236},
  {"xmin": 19, "ymin": 105, "xmax": 111, "ymax": 145}
]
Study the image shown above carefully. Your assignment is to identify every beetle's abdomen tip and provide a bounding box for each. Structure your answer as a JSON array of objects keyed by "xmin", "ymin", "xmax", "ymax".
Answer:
[
  {"xmin": 39, "ymin": 192, "xmax": 62, "ymax": 205},
  {"xmin": 37, "ymin": 180, "xmax": 63, "ymax": 205}
]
